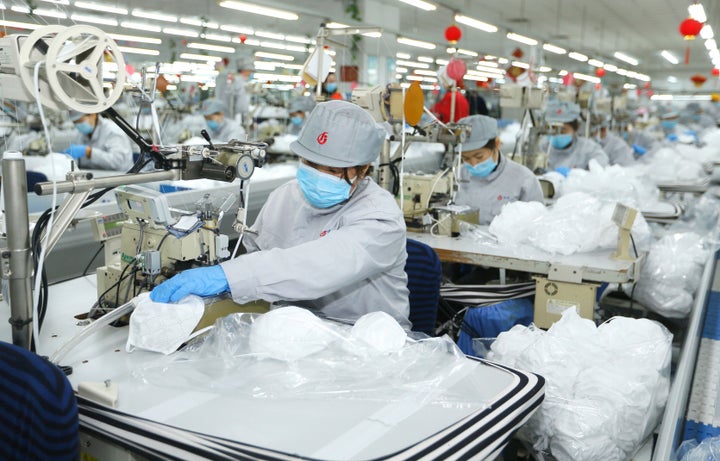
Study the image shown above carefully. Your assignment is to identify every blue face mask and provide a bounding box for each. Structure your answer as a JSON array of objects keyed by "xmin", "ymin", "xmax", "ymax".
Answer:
[
  {"xmin": 290, "ymin": 115, "xmax": 303, "ymax": 126},
  {"xmin": 464, "ymin": 156, "xmax": 497, "ymax": 178},
  {"xmin": 661, "ymin": 120, "xmax": 677, "ymax": 131},
  {"xmin": 296, "ymin": 162, "xmax": 352, "ymax": 208},
  {"xmin": 325, "ymin": 82, "xmax": 337, "ymax": 93},
  {"xmin": 75, "ymin": 121, "xmax": 94, "ymax": 135},
  {"xmin": 206, "ymin": 119, "xmax": 219, "ymax": 131},
  {"xmin": 550, "ymin": 134, "xmax": 573, "ymax": 149}
]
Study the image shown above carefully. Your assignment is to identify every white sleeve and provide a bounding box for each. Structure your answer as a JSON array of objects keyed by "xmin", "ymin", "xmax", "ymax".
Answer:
[{"xmin": 82, "ymin": 124, "xmax": 132, "ymax": 170}]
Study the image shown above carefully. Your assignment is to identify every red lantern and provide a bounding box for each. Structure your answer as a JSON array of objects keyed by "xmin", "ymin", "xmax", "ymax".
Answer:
[
  {"xmin": 712, "ymin": 68, "xmax": 720, "ymax": 77},
  {"xmin": 511, "ymin": 47, "xmax": 524, "ymax": 59},
  {"xmin": 595, "ymin": 67, "xmax": 606, "ymax": 78},
  {"xmin": 691, "ymin": 74, "xmax": 707, "ymax": 87},
  {"xmin": 444, "ymin": 24, "xmax": 462, "ymax": 44},
  {"xmin": 446, "ymin": 58, "xmax": 467, "ymax": 81},
  {"xmin": 239, "ymin": 34, "xmax": 247, "ymax": 44},
  {"xmin": 679, "ymin": 18, "xmax": 703, "ymax": 40}
]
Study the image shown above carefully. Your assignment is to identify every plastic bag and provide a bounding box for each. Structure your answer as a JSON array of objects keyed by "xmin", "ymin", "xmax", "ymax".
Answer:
[{"xmin": 678, "ymin": 435, "xmax": 720, "ymax": 461}]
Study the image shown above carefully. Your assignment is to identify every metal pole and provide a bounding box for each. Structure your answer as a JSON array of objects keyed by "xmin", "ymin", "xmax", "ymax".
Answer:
[
  {"xmin": 316, "ymin": 27, "xmax": 325, "ymax": 100},
  {"xmin": 34, "ymin": 169, "xmax": 177, "ymax": 195},
  {"xmin": 2, "ymin": 153, "xmax": 33, "ymax": 348}
]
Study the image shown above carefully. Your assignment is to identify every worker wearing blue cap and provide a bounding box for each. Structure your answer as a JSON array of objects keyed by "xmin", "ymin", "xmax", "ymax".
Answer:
[
  {"xmin": 201, "ymin": 98, "xmax": 246, "ymax": 142},
  {"xmin": 592, "ymin": 116, "xmax": 635, "ymax": 166},
  {"xmin": 152, "ymin": 100, "xmax": 410, "ymax": 327},
  {"xmin": 545, "ymin": 101, "xmax": 609, "ymax": 175},
  {"xmin": 454, "ymin": 115, "xmax": 543, "ymax": 225},
  {"xmin": 63, "ymin": 110, "xmax": 133, "ymax": 171}
]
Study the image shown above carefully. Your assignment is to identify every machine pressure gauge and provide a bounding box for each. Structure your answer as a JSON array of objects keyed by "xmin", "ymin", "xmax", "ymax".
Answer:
[{"xmin": 236, "ymin": 154, "xmax": 255, "ymax": 180}]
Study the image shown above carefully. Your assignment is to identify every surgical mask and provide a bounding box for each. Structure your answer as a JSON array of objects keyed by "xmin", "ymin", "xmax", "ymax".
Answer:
[
  {"xmin": 661, "ymin": 120, "xmax": 677, "ymax": 130},
  {"xmin": 550, "ymin": 134, "xmax": 573, "ymax": 149},
  {"xmin": 464, "ymin": 156, "xmax": 497, "ymax": 178},
  {"xmin": 296, "ymin": 162, "xmax": 352, "ymax": 208},
  {"xmin": 206, "ymin": 119, "xmax": 219, "ymax": 131},
  {"xmin": 290, "ymin": 116, "xmax": 303, "ymax": 126},
  {"xmin": 325, "ymin": 82, "xmax": 337, "ymax": 93},
  {"xmin": 75, "ymin": 121, "xmax": 94, "ymax": 135}
]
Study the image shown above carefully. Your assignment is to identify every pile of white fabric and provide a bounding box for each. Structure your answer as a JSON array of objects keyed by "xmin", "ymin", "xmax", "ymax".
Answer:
[
  {"xmin": 488, "ymin": 309, "xmax": 672, "ymax": 461},
  {"xmin": 632, "ymin": 147, "xmax": 706, "ymax": 183},
  {"xmin": 488, "ymin": 192, "xmax": 652, "ymax": 255}
]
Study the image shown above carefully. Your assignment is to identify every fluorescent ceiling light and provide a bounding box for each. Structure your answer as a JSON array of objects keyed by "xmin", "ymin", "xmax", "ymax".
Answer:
[
  {"xmin": 397, "ymin": 37, "xmax": 436, "ymax": 50},
  {"xmin": 573, "ymin": 72, "xmax": 600, "ymax": 84},
  {"xmin": 259, "ymin": 41, "xmax": 286, "ymax": 50},
  {"xmin": 325, "ymin": 22, "xmax": 349, "ymax": 29},
  {"xmin": 454, "ymin": 14, "xmax": 497, "ymax": 33},
  {"xmin": 538, "ymin": 66, "xmax": 552, "ymax": 73},
  {"xmin": 568, "ymin": 51, "xmax": 588, "ymax": 62},
  {"xmin": 614, "ymin": 51, "xmax": 638, "ymax": 66},
  {"xmin": 163, "ymin": 28, "xmax": 199, "ymax": 38},
  {"xmin": 119, "ymin": 46, "xmax": 160, "ymax": 56},
  {"xmin": 512, "ymin": 61, "xmax": 529, "ymax": 69},
  {"xmin": 0, "ymin": 19, "xmax": 41, "ymax": 29},
  {"xmin": 253, "ymin": 61, "xmax": 277, "ymax": 71},
  {"xmin": 237, "ymin": 38, "xmax": 260, "ymax": 46},
  {"xmin": 255, "ymin": 31, "xmax": 285, "ymax": 40},
  {"xmin": 10, "ymin": 5, "xmax": 30, "ymax": 13},
  {"xmin": 252, "ymin": 72, "xmax": 302, "ymax": 82},
  {"xmin": 507, "ymin": 32, "xmax": 537, "ymax": 46},
  {"xmin": 41, "ymin": 0, "xmax": 69, "ymax": 4},
  {"xmin": 414, "ymin": 69, "xmax": 437, "ymax": 76},
  {"xmin": 180, "ymin": 53, "xmax": 222, "ymax": 62},
  {"xmin": 701, "ymin": 25, "xmax": 714, "ymax": 40},
  {"xmin": 131, "ymin": 9, "xmax": 177, "ymax": 23},
  {"xmin": 285, "ymin": 45, "xmax": 308, "ymax": 53},
  {"xmin": 120, "ymin": 21, "xmax": 161, "ymax": 33},
  {"xmin": 395, "ymin": 59, "xmax": 430, "ymax": 69},
  {"xmin": 446, "ymin": 47, "xmax": 457, "ymax": 54},
  {"xmin": 188, "ymin": 42, "xmax": 235, "ymax": 53},
  {"xmin": 667, "ymin": 76, "xmax": 678, "ymax": 83},
  {"xmin": 363, "ymin": 31, "xmax": 382, "ymax": 38},
  {"xmin": 398, "ymin": 0, "xmax": 437, "ymax": 11},
  {"xmin": 417, "ymin": 56, "xmax": 434, "ymax": 63},
  {"xmin": 464, "ymin": 75, "xmax": 488, "ymax": 82},
  {"xmin": 624, "ymin": 83, "xmax": 637, "ymax": 89},
  {"xmin": 218, "ymin": 1, "xmax": 298, "ymax": 20},
  {"xmin": 458, "ymin": 49, "xmax": 478, "ymax": 57},
  {"xmin": 661, "ymin": 50, "xmax": 679, "ymax": 64},
  {"xmin": 180, "ymin": 17, "xmax": 218, "ymax": 29},
  {"xmin": 254, "ymin": 51, "xmax": 294, "ymax": 61},
  {"xmin": 202, "ymin": 33, "xmax": 232, "ymax": 42},
  {"xmin": 435, "ymin": 58, "xmax": 448, "ymax": 65},
  {"xmin": 604, "ymin": 63, "xmax": 618, "ymax": 72},
  {"xmin": 587, "ymin": 59, "xmax": 604, "ymax": 67},
  {"xmin": 478, "ymin": 60, "xmax": 498, "ymax": 67},
  {"xmin": 109, "ymin": 33, "xmax": 161, "ymax": 44},
  {"xmin": 616, "ymin": 68, "xmax": 628, "ymax": 76},
  {"xmin": 406, "ymin": 75, "xmax": 423, "ymax": 81},
  {"xmin": 70, "ymin": 14, "xmax": 118, "ymax": 26},
  {"xmin": 220, "ymin": 24, "xmax": 254, "ymax": 34},
  {"xmin": 705, "ymin": 39, "xmax": 717, "ymax": 50},
  {"xmin": 285, "ymin": 35, "xmax": 312, "ymax": 44},
  {"xmin": 396, "ymin": 52, "xmax": 411, "ymax": 59},
  {"xmin": 396, "ymin": 67, "xmax": 408, "ymax": 73},
  {"xmin": 558, "ymin": 70, "xmax": 568, "ymax": 76},
  {"xmin": 498, "ymin": 57, "xmax": 509, "ymax": 64},
  {"xmin": 33, "ymin": 8, "xmax": 67, "ymax": 18},
  {"xmin": 74, "ymin": 2, "xmax": 127, "ymax": 15},
  {"xmin": 542, "ymin": 43, "xmax": 566, "ymax": 55},
  {"xmin": 688, "ymin": 3, "xmax": 707, "ymax": 23}
]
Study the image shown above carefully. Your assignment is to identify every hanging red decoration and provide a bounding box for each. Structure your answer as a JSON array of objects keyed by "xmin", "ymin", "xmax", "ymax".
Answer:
[
  {"xmin": 679, "ymin": 18, "xmax": 703, "ymax": 40},
  {"xmin": 595, "ymin": 67, "xmax": 606, "ymax": 78},
  {"xmin": 446, "ymin": 58, "xmax": 467, "ymax": 81},
  {"xmin": 444, "ymin": 24, "xmax": 462, "ymax": 44},
  {"xmin": 511, "ymin": 47, "xmax": 524, "ymax": 59},
  {"xmin": 691, "ymin": 74, "xmax": 707, "ymax": 87},
  {"xmin": 712, "ymin": 68, "xmax": 720, "ymax": 77},
  {"xmin": 181, "ymin": 39, "xmax": 188, "ymax": 46},
  {"xmin": 239, "ymin": 34, "xmax": 247, "ymax": 44}
]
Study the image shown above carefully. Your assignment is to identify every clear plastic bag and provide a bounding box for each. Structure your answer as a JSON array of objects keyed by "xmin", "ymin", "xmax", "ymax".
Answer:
[{"xmin": 678, "ymin": 435, "xmax": 720, "ymax": 461}]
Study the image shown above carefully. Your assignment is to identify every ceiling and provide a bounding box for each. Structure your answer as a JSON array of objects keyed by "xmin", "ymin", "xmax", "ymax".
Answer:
[{"xmin": 1, "ymin": 0, "xmax": 718, "ymax": 93}]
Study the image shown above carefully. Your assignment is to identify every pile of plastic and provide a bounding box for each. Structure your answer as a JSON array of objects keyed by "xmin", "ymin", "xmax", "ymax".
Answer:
[
  {"xmin": 488, "ymin": 309, "xmax": 672, "ymax": 461},
  {"xmin": 488, "ymin": 192, "xmax": 652, "ymax": 255},
  {"xmin": 678, "ymin": 435, "xmax": 720, "ymax": 461},
  {"xmin": 631, "ymin": 147, "xmax": 706, "ymax": 183}
]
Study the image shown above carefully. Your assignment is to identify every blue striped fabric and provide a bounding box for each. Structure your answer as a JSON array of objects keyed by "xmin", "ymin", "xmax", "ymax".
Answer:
[
  {"xmin": 405, "ymin": 239, "xmax": 442, "ymax": 335},
  {"xmin": 0, "ymin": 341, "xmax": 78, "ymax": 461}
]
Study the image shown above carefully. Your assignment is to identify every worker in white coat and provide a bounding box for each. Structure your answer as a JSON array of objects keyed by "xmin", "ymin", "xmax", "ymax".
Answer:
[
  {"xmin": 201, "ymin": 98, "xmax": 246, "ymax": 142},
  {"xmin": 152, "ymin": 100, "xmax": 411, "ymax": 327},
  {"xmin": 592, "ymin": 119, "xmax": 635, "ymax": 166},
  {"xmin": 546, "ymin": 101, "xmax": 609, "ymax": 175},
  {"xmin": 454, "ymin": 115, "xmax": 543, "ymax": 225},
  {"xmin": 63, "ymin": 111, "xmax": 133, "ymax": 171}
]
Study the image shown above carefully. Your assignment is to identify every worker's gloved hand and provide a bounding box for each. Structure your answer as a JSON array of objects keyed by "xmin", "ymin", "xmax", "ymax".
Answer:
[
  {"xmin": 667, "ymin": 133, "xmax": 678, "ymax": 142},
  {"xmin": 63, "ymin": 144, "xmax": 87, "ymax": 159},
  {"xmin": 554, "ymin": 166, "xmax": 571, "ymax": 177},
  {"xmin": 632, "ymin": 144, "xmax": 647, "ymax": 156},
  {"xmin": 150, "ymin": 265, "xmax": 229, "ymax": 303}
]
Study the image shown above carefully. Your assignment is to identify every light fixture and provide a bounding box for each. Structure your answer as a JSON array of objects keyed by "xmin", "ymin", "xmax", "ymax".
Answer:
[
  {"xmin": 406, "ymin": 75, "xmax": 423, "ymax": 81},
  {"xmin": 661, "ymin": 50, "xmax": 679, "ymax": 64},
  {"xmin": 253, "ymin": 61, "xmax": 277, "ymax": 71},
  {"xmin": 255, "ymin": 31, "xmax": 285, "ymax": 40},
  {"xmin": 259, "ymin": 41, "xmax": 287, "ymax": 50},
  {"xmin": 202, "ymin": 33, "xmax": 232, "ymax": 43},
  {"xmin": 70, "ymin": 14, "xmax": 118, "ymax": 26},
  {"xmin": 396, "ymin": 67, "xmax": 408, "ymax": 73},
  {"xmin": 667, "ymin": 76, "xmax": 678, "ymax": 83},
  {"xmin": 237, "ymin": 38, "xmax": 260, "ymax": 46},
  {"xmin": 180, "ymin": 17, "xmax": 219, "ymax": 29},
  {"xmin": 325, "ymin": 22, "xmax": 349, "ymax": 29},
  {"xmin": 616, "ymin": 68, "xmax": 628, "ymax": 76},
  {"xmin": 395, "ymin": 59, "xmax": 430, "ymax": 69},
  {"xmin": 163, "ymin": 28, "xmax": 199, "ymax": 38},
  {"xmin": 0, "ymin": 19, "xmax": 41, "ymax": 29},
  {"xmin": 435, "ymin": 58, "xmax": 448, "ymax": 65},
  {"xmin": 604, "ymin": 63, "xmax": 618, "ymax": 72},
  {"xmin": 464, "ymin": 75, "xmax": 488, "ymax": 82},
  {"xmin": 10, "ymin": 5, "xmax": 30, "ymax": 13},
  {"xmin": 587, "ymin": 59, "xmax": 604, "ymax": 67},
  {"xmin": 705, "ymin": 39, "xmax": 717, "ymax": 50},
  {"xmin": 397, "ymin": 37, "xmax": 436, "ymax": 50},
  {"xmin": 285, "ymin": 45, "xmax": 308, "ymax": 53},
  {"xmin": 614, "ymin": 51, "xmax": 638, "ymax": 66},
  {"xmin": 538, "ymin": 66, "xmax": 552, "ymax": 73},
  {"xmin": 568, "ymin": 52, "xmax": 588, "ymax": 62},
  {"xmin": 398, "ymin": 0, "xmax": 437, "ymax": 11},
  {"xmin": 624, "ymin": 83, "xmax": 638, "ymax": 89},
  {"xmin": 558, "ymin": 70, "xmax": 568, "ymax": 76},
  {"xmin": 542, "ymin": 43, "xmax": 566, "ymax": 55},
  {"xmin": 573, "ymin": 72, "xmax": 600, "ymax": 83},
  {"xmin": 120, "ymin": 21, "xmax": 162, "ymax": 32},
  {"xmin": 457, "ymin": 49, "xmax": 479, "ymax": 57},
  {"xmin": 512, "ymin": 61, "xmax": 529, "ymax": 69},
  {"xmin": 497, "ymin": 57, "xmax": 509, "ymax": 64},
  {"xmin": 218, "ymin": 1, "xmax": 298, "ymax": 20},
  {"xmin": 507, "ymin": 32, "xmax": 537, "ymax": 46},
  {"xmin": 688, "ymin": 3, "xmax": 707, "ymax": 23},
  {"xmin": 109, "ymin": 33, "xmax": 161, "ymax": 44},
  {"xmin": 414, "ymin": 69, "xmax": 437, "ymax": 76},
  {"xmin": 363, "ymin": 31, "xmax": 382, "ymax": 38},
  {"xmin": 254, "ymin": 51, "xmax": 294, "ymax": 61},
  {"xmin": 118, "ymin": 46, "xmax": 160, "ymax": 56},
  {"xmin": 417, "ymin": 56, "xmax": 434, "ymax": 63},
  {"xmin": 40, "ymin": 0, "xmax": 69, "ymax": 4},
  {"xmin": 446, "ymin": 47, "xmax": 457, "ymax": 54},
  {"xmin": 131, "ymin": 9, "xmax": 177, "ymax": 23},
  {"xmin": 251, "ymin": 72, "xmax": 302, "ymax": 82},
  {"xmin": 74, "ymin": 2, "xmax": 128, "ymax": 15},
  {"xmin": 701, "ymin": 25, "xmax": 714, "ymax": 40},
  {"xmin": 478, "ymin": 60, "xmax": 498, "ymax": 67},
  {"xmin": 220, "ymin": 24, "xmax": 254, "ymax": 35},
  {"xmin": 180, "ymin": 53, "xmax": 222, "ymax": 62},
  {"xmin": 285, "ymin": 35, "xmax": 312, "ymax": 44},
  {"xmin": 396, "ymin": 52, "xmax": 411, "ymax": 59},
  {"xmin": 454, "ymin": 14, "xmax": 497, "ymax": 33},
  {"xmin": 33, "ymin": 8, "xmax": 67, "ymax": 19},
  {"xmin": 187, "ymin": 42, "xmax": 235, "ymax": 53}
]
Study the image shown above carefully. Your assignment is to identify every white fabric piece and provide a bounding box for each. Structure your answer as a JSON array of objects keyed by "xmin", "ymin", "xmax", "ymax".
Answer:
[
  {"xmin": 488, "ymin": 309, "xmax": 672, "ymax": 461},
  {"xmin": 126, "ymin": 293, "xmax": 205, "ymax": 355},
  {"xmin": 349, "ymin": 311, "xmax": 407, "ymax": 354}
]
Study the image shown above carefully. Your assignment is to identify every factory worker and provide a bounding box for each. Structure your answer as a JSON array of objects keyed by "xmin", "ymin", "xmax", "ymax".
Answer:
[
  {"xmin": 431, "ymin": 66, "xmax": 469, "ymax": 123},
  {"xmin": 454, "ymin": 115, "xmax": 543, "ymax": 225},
  {"xmin": 152, "ymin": 100, "xmax": 411, "ymax": 327},
  {"xmin": 63, "ymin": 111, "xmax": 133, "ymax": 171},
  {"xmin": 546, "ymin": 101, "xmax": 609, "ymax": 174},
  {"xmin": 592, "ymin": 119, "xmax": 635, "ymax": 166},
  {"xmin": 320, "ymin": 72, "xmax": 344, "ymax": 100},
  {"xmin": 201, "ymin": 98, "xmax": 246, "ymax": 142},
  {"xmin": 214, "ymin": 56, "xmax": 253, "ymax": 122},
  {"xmin": 286, "ymin": 100, "xmax": 307, "ymax": 136}
]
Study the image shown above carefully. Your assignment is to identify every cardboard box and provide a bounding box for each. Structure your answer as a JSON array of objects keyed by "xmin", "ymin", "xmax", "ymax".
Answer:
[{"xmin": 533, "ymin": 276, "xmax": 598, "ymax": 329}]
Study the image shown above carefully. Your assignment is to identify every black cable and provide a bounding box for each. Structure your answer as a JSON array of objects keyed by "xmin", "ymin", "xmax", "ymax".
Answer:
[
  {"xmin": 82, "ymin": 243, "xmax": 104, "ymax": 277},
  {"xmin": 115, "ymin": 258, "xmax": 139, "ymax": 308},
  {"xmin": 629, "ymin": 232, "xmax": 639, "ymax": 310}
]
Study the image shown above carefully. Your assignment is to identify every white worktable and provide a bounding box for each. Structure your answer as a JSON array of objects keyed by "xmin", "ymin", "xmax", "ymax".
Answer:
[{"xmin": 1, "ymin": 276, "xmax": 545, "ymax": 461}]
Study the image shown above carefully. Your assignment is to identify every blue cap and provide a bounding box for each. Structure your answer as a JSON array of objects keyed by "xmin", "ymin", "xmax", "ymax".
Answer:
[
  {"xmin": 455, "ymin": 115, "xmax": 498, "ymax": 152},
  {"xmin": 545, "ymin": 100, "xmax": 581, "ymax": 123},
  {"xmin": 201, "ymin": 98, "xmax": 226, "ymax": 116}
]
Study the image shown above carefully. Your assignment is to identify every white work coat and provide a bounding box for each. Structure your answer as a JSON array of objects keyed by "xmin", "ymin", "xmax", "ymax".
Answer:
[
  {"xmin": 220, "ymin": 177, "xmax": 411, "ymax": 327},
  {"xmin": 75, "ymin": 117, "xmax": 133, "ymax": 171},
  {"xmin": 548, "ymin": 136, "xmax": 609, "ymax": 170},
  {"xmin": 454, "ymin": 153, "xmax": 544, "ymax": 225},
  {"xmin": 599, "ymin": 132, "xmax": 634, "ymax": 166},
  {"xmin": 210, "ymin": 119, "xmax": 246, "ymax": 143}
]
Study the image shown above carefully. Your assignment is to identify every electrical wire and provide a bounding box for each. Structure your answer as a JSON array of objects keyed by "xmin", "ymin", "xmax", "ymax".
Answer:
[{"xmin": 82, "ymin": 243, "xmax": 105, "ymax": 277}]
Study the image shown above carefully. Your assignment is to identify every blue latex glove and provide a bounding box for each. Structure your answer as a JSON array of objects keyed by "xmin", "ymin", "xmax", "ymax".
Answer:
[
  {"xmin": 632, "ymin": 144, "xmax": 647, "ymax": 156},
  {"xmin": 554, "ymin": 166, "xmax": 570, "ymax": 177},
  {"xmin": 63, "ymin": 144, "xmax": 88, "ymax": 159},
  {"xmin": 667, "ymin": 133, "xmax": 678, "ymax": 142},
  {"xmin": 150, "ymin": 265, "xmax": 229, "ymax": 303}
]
